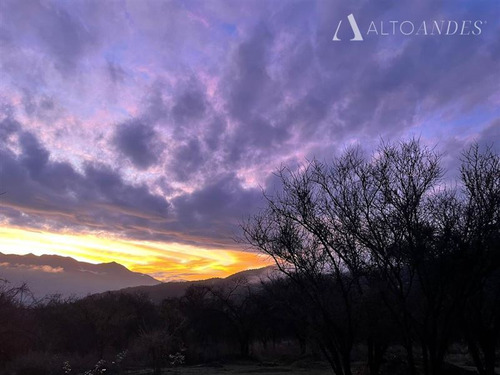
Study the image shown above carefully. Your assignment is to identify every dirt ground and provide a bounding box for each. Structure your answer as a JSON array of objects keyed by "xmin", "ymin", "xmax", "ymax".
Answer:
[
  {"xmin": 126, "ymin": 361, "xmax": 334, "ymax": 375},
  {"xmin": 124, "ymin": 360, "xmax": 498, "ymax": 375}
]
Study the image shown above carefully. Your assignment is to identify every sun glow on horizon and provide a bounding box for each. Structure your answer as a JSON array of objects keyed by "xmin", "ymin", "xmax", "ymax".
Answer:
[{"xmin": 0, "ymin": 226, "xmax": 271, "ymax": 281}]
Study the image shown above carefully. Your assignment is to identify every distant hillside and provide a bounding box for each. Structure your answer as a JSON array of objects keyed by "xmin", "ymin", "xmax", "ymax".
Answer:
[
  {"xmin": 0, "ymin": 252, "xmax": 160, "ymax": 299},
  {"xmin": 118, "ymin": 265, "xmax": 278, "ymax": 303}
]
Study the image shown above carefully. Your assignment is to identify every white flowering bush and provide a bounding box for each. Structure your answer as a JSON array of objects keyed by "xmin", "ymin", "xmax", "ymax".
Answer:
[
  {"xmin": 62, "ymin": 360, "xmax": 72, "ymax": 374},
  {"xmin": 84, "ymin": 359, "xmax": 107, "ymax": 375},
  {"xmin": 168, "ymin": 352, "xmax": 185, "ymax": 366},
  {"xmin": 115, "ymin": 350, "xmax": 127, "ymax": 365}
]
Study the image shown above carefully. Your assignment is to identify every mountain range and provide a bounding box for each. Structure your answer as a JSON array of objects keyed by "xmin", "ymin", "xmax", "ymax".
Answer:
[
  {"xmin": 0, "ymin": 252, "xmax": 276, "ymax": 301},
  {"xmin": 117, "ymin": 265, "xmax": 277, "ymax": 303},
  {"xmin": 0, "ymin": 252, "xmax": 160, "ymax": 299}
]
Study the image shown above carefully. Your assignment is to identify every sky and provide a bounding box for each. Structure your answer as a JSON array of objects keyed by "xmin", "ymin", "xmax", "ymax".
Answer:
[{"xmin": 0, "ymin": 0, "xmax": 499, "ymax": 281}]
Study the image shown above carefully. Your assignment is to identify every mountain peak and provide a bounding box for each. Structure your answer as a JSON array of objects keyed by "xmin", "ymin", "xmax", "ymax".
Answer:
[{"xmin": 0, "ymin": 253, "xmax": 160, "ymax": 299}]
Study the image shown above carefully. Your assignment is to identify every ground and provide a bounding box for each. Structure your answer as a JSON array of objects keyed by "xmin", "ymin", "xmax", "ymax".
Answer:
[
  {"xmin": 127, "ymin": 361, "xmax": 332, "ymax": 375},
  {"xmin": 123, "ymin": 359, "xmax": 494, "ymax": 375}
]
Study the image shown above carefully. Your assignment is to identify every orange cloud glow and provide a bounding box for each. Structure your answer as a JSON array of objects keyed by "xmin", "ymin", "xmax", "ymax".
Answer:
[{"xmin": 0, "ymin": 226, "xmax": 272, "ymax": 281}]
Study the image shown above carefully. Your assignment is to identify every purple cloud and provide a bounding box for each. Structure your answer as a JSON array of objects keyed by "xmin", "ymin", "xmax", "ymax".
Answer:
[
  {"xmin": 0, "ymin": 0, "xmax": 498, "ymax": 250},
  {"xmin": 113, "ymin": 120, "xmax": 163, "ymax": 169}
]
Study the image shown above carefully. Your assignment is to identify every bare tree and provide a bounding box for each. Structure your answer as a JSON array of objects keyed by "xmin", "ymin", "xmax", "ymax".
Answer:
[
  {"xmin": 243, "ymin": 152, "xmax": 370, "ymax": 375},
  {"xmin": 204, "ymin": 277, "xmax": 258, "ymax": 358},
  {"xmin": 243, "ymin": 139, "xmax": 499, "ymax": 375},
  {"xmin": 458, "ymin": 144, "xmax": 500, "ymax": 375},
  {"xmin": 0, "ymin": 280, "xmax": 35, "ymax": 364}
]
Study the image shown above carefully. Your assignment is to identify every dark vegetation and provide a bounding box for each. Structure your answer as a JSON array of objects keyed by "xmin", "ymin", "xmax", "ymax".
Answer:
[{"xmin": 0, "ymin": 140, "xmax": 498, "ymax": 375}]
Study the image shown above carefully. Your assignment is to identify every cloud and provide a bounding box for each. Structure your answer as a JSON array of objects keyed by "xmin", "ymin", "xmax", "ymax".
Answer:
[
  {"xmin": 0, "ymin": 0, "xmax": 498, "ymax": 254},
  {"xmin": 0, "ymin": 116, "xmax": 20, "ymax": 140},
  {"xmin": 226, "ymin": 23, "xmax": 276, "ymax": 121},
  {"xmin": 113, "ymin": 120, "xmax": 163, "ymax": 169},
  {"xmin": 477, "ymin": 118, "xmax": 500, "ymax": 152},
  {"xmin": 19, "ymin": 131, "xmax": 50, "ymax": 179},
  {"xmin": 172, "ymin": 82, "xmax": 207, "ymax": 125},
  {"xmin": 1, "ymin": 127, "xmax": 169, "ymax": 240},
  {"xmin": 0, "ymin": 123, "xmax": 264, "ymax": 248},
  {"xmin": 107, "ymin": 61, "xmax": 126, "ymax": 84},
  {"xmin": 1, "ymin": 0, "xmax": 97, "ymax": 74},
  {"xmin": 0, "ymin": 262, "xmax": 64, "ymax": 273},
  {"xmin": 171, "ymin": 138, "xmax": 205, "ymax": 181},
  {"xmin": 170, "ymin": 173, "xmax": 263, "ymax": 245}
]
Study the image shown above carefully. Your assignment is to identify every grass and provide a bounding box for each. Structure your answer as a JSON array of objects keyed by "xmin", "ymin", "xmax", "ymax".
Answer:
[{"xmin": 126, "ymin": 361, "xmax": 333, "ymax": 375}]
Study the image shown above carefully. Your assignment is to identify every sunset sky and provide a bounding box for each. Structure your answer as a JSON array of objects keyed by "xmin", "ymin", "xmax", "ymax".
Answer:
[{"xmin": 0, "ymin": 0, "xmax": 499, "ymax": 281}]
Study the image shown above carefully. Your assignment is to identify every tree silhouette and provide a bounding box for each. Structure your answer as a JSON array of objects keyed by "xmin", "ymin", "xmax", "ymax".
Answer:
[{"xmin": 243, "ymin": 139, "xmax": 499, "ymax": 375}]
